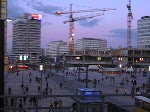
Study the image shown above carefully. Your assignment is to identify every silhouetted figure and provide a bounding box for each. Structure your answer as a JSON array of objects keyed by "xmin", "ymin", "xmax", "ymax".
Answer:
[
  {"xmin": 71, "ymin": 102, "xmax": 77, "ymax": 112},
  {"xmin": 8, "ymin": 87, "xmax": 11, "ymax": 95}
]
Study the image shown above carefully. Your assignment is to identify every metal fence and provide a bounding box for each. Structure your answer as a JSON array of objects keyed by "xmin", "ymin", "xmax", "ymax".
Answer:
[{"xmin": 0, "ymin": 93, "xmax": 149, "ymax": 112}]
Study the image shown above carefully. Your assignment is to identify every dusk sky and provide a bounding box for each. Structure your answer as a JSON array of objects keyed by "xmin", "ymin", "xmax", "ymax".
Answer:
[{"xmin": 7, "ymin": 0, "xmax": 150, "ymax": 50}]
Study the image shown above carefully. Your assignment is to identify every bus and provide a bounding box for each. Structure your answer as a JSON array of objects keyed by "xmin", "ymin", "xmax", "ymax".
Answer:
[{"xmin": 134, "ymin": 95, "xmax": 150, "ymax": 112}]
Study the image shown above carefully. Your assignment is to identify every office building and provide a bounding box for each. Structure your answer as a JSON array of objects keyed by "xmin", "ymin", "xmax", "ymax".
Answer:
[
  {"xmin": 137, "ymin": 16, "xmax": 150, "ymax": 50},
  {"xmin": 46, "ymin": 41, "xmax": 69, "ymax": 57},
  {"xmin": 12, "ymin": 13, "xmax": 42, "ymax": 57},
  {"xmin": 75, "ymin": 38, "xmax": 107, "ymax": 51}
]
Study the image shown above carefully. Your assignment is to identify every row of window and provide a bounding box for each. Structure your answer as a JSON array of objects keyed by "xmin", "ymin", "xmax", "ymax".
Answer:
[
  {"xmin": 138, "ymin": 30, "xmax": 150, "ymax": 33},
  {"xmin": 138, "ymin": 34, "xmax": 150, "ymax": 36},
  {"xmin": 138, "ymin": 26, "xmax": 150, "ymax": 29}
]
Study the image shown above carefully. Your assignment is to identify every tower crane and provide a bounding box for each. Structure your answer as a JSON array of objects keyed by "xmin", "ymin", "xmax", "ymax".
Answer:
[
  {"xmin": 56, "ymin": 4, "xmax": 116, "ymax": 54},
  {"xmin": 126, "ymin": 0, "xmax": 133, "ymax": 49}
]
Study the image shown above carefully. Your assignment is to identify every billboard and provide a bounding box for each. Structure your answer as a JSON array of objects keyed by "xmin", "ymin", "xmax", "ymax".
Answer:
[{"xmin": 31, "ymin": 14, "xmax": 42, "ymax": 20}]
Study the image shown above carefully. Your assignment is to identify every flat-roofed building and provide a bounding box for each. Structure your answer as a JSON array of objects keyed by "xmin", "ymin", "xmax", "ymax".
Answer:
[
  {"xmin": 46, "ymin": 40, "xmax": 69, "ymax": 57},
  {"xmin": 137, "ymin": 16, "xmax": 150, "ymax": 50},
  {"xmin": 12, "ymin": 13, "xmax": 42, "ymax": 57},
  {"xmin": 75, "ymin": 38, "xmax": 107, "ymax": 51}
]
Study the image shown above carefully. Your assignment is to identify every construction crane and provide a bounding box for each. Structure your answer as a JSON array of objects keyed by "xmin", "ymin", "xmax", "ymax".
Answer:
[
  {"xmin": 56, "ymin": 4, "xmax": 116, "ymax": 54},
  {"xmin": 126, "ymin": 0, "xmax": 133, "ymax": 49}
]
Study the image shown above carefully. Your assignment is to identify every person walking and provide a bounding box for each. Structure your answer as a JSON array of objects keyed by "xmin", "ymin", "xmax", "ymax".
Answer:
[
  {"xmin": 124, "ymin": 88, "xmax": 128, "ymax": 94},
  {"xmin": 54, "ymin": 100, "xmax": 58, "ymax": 110},
  {"xmin": 38, "ymin": 86, "xmax": 40, "ymax": 93},
  {"xmin": 49, "ymin": 88, "xmax": 52, "ymax": 95},
  {"xmin": 71, "ymin": 102, "xmax": 77, "ymax": 112},
  {"xmin": 115, "ymin": 87, "xmax": 119, "ymax": 94},
  {"xmin": 11, "ymin": 98, "xmax": 13, "ymax": 107},
  {"xmin": 58, "ymin": 99, "xmax": 62, "ymax": 110},
  {"xmin": 26, "ymin": 86, "xmax": 29, "ymax": 93},
  {"xmin": 8, "ymin": 87, "xmax": 11, "ymax": 95},
  {"xmin": 18, "ymin": 99, "xmax": 23, "ymax": 112},
  {"xmin": 49, "ymin": 103, "xmax": 54, "ymax": 112},
  {"xmin": 23, "ymin": 96, "xmax": 27, "ymax": 105}
]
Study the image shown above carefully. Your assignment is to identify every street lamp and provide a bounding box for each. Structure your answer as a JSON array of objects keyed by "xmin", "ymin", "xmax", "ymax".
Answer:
[
  {"xmin": 40, "ymin": 64, "xmax": 44, "ymax": 94},
  {"xmin": 140, "ymin": 58, "xmax": 144, "ymax": 73},
  {"xmin": 85, "ymin": 65, "xmax": 89, "ymax": 88},
  {"xmin": 19, "ymin": 55, "xmax": 29, "ymax": 86},
  {"xmin": 76, "ymin": 57, "xmax": 81, "ymax": 80},
  {"xmin": 119, "ymin": 57, "xmax": 123, "ymax": 73}
]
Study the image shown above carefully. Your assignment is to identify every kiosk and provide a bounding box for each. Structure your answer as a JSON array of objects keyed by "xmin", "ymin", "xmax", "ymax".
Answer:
[{"xmin": 72, "ymin": 88, "xmax": 102, "ymax": 112}]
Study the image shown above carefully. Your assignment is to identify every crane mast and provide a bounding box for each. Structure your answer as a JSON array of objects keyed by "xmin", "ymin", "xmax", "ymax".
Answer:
[
  {"xmin": 126, "ymin": 0, "xmax": 133, "ymax": 49},
  {"xmin": 69, "ymin": 4, "xmax": 74, "ymax": 54}
]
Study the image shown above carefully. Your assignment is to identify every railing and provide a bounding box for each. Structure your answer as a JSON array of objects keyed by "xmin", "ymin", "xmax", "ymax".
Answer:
[{"xmin": 0, "ymin": 94, "xmax": 149, "ymax": 112}]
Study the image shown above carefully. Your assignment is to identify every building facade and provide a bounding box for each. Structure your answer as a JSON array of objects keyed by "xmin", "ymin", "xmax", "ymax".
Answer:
[
  {"xmin": 46, "ymin": 41, "xmax": 69, "ymax": 57},
  {"xmin": 137, "ymin": 16, "xmax": 150, "ymax": 50},
  {"xmin": 75, "ymin": 38, "xmax": 107, "ymax": 51},
  {"xmin": 12, "ymin": 13, "xmax": 41, "ymax": 57}
]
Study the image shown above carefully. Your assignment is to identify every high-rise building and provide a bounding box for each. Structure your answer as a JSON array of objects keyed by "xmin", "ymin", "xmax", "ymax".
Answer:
[
  {"xmin": 137, "ymin": 16, "xmax": 150, "ymax": 50},
  {"xmin": 0, "ymin": 0, "xmax": 7, "ymax": 52},
  {"xmin": 75, "ymin": 38, "xmax": 107, "ymax": 51},
  {"xmin": 46, "ymin": 41, "xmax": 69, "ymax": 57},
  {"xmin": 12, "ymin": 13, "xmax": 42, "ymax": 57}
]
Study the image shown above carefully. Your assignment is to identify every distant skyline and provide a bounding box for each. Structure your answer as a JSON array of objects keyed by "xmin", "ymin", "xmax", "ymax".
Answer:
[{"xmin": 7, "ymin": 0, "xmax": 150, "ymax": 50}]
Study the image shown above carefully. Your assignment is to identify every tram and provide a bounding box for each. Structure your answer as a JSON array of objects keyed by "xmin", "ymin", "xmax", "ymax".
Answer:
[{"xmin": 134, "ymin": 95, "xmax": 150, "ymax": 112}]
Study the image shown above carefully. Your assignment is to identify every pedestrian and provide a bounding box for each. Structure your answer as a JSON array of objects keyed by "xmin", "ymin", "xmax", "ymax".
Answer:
[
  {"xmin": 18, "ymin": 99, "xmax": 23, "ymax": 112},
  {"xmin": 58, "ymin": 99, "xmax": 62, "ymax": 110},
  {"xmin": 38, "ymin": 86, "xmax": 40, "ymax": 93},
  {"xmin": 8, "ymin": 87, "xmax": 11, "ymax": 95},
  {"xmin": 49, "ymin": 88, "xmax": 52, "ymax": 95},
  {"xmin": 71, "ymin": 102, "xmax": 77, "ymax": 112},
  {"xmin": 115, "ymin": 87, "xmax": 119, "ymax": 94},
  {"xmin": 29, "ymin": 72, "xmax": 31, "ymax": 77},
  {"xmin": 49, "ymin": 103, "xmax": 54, "ymax": 112},
  {"xmin": 124, "ymin": 88, "xmax": 127, "ymax": 94},
  {"xmin": 64, "ymin": 82, "xmax": 66, "ymax": 88},
  {"xmin": 26, "ymin": 86, "xmax": 29, "ymax": 93},
  {"xmin": 21, "ymin": 83, "xmax": 24, "ymax": 89},
  {"xmin": 23, "ymin": 96, "xmax": 27, "ymax": 105},
  {"xmin": 102, "ymin": 77, "xmax": 104, "ymax": 81},
  {"xmin": 23, "ymin": 86, "xmax": 26, "ymax": 94},
  {"xmin": 143, "ymin": 83, "xmax": 145, "ymax": 90},
  {"xmin": 46, "ymin": 82, "xmax": 48, "ymax": 87},
  {"xmin": 11, "ymin": 98, "xmax": 13, "ymax": 107},
  {"xmin": 98, "ymin": 80, "xmax": 100, "ymax": 84},
  {"xmin": 60, "ymin": 83, "xmax": 62, "ymax": 88},
  {"xmin": 54, "ymin": 100, "xmax": 58, "ymax": 110},
  {"xmin": 45, "ymin": 77, "xmax": 47, "ymax": 81}
]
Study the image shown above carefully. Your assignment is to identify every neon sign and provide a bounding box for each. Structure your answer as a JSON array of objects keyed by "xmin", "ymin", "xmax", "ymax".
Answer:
[{"xmin": 31, "ymin": 14, "xmax": 42, "ymax": 20}]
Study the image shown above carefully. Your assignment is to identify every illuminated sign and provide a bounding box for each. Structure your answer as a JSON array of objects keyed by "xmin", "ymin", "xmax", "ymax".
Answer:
[{"xmin": 31, "ymin": 14, "xmax": 42, "ymax": 20}]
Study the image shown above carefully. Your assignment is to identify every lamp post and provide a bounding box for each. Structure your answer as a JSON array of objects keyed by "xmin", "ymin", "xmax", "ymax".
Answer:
[
  {"xmin": 140, "ymin": 58, "xmax": 143, "ymax": 73},
  {"xmin": 119, "ymin": 57, "xmax": 122, "ymax": 74},
  {"xmin": 40, "ymin": 65, "xmax": 44, "ymax": 94},
  {"xmin": 76, "ymin": 57, "xmax": 81, "ymax": 80},
  {"xmin": 78, "ymin": 63, "xmax": 81, "ymax": 80},
  {"xmin": 85, "ymin": 65, "xmax": 89, "ymax": 88}
]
